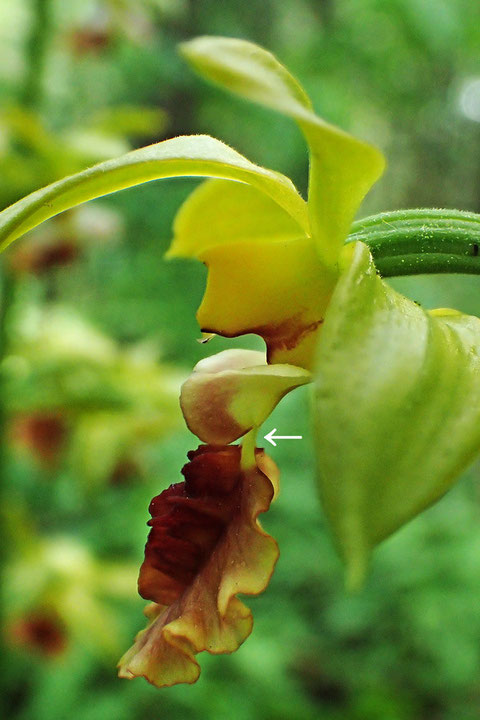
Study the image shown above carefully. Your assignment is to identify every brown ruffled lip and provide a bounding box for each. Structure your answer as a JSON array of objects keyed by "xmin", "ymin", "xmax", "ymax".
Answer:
[{"xmin": 118, "ymin": 444, "xmax": 279, "ymax": 688}]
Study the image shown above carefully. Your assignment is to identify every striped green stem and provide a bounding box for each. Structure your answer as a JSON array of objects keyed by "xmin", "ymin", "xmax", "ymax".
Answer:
[{"xmin": 347, "ymin": 209, "xmax": 480, "ymax": 276}]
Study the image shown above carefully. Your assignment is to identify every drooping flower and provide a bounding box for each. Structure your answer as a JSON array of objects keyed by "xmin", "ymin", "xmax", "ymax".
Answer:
[
  {"xmin": 4, "ymin": 531, "xmax": 139, "ymax": 660},
  {"xmin": 118, "ymin": 444, "xmax": 279, "ymax": 687}
]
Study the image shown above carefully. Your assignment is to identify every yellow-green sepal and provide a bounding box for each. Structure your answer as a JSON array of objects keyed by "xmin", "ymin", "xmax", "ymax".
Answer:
[
  {"xmin": 313, "ymin": 242, "xmax": 480, "ymax": 589},
  {"xmin": 180, "ymin": 36, "xmax": 385, "ymax": 265},
  {"xmin": 0, "ymin": 135, "xmax": 307, "ymax": 253}
]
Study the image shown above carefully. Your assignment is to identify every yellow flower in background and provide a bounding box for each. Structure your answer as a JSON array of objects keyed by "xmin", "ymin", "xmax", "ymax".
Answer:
[{"xmin": 4, "ymin": 522, "xmax": 138, "ymax": 660}]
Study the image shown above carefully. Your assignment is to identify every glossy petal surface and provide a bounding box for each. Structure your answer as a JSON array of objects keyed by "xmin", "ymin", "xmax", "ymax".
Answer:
[{"xmin": 197, "ymin": 236, "xmax": 337, "ymax": 368}]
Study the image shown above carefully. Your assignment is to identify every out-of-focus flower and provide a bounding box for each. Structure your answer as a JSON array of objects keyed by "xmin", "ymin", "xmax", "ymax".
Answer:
[
  {"xmin": 119, "ymin": 444, "xmax": 279, "ymax": 687},
  {"xmin": 0, "ymin": 100, "xmax": 167, "ymax": 208},
  {"xmin": 66, "ymin": 0, "xmax": 185, "ymax": 50},
  {"xmin": 9, "ymin": 204, "xmax": 123, "ymax": 276},
  {"xmin": 4, "ymin": 306, "xmax": 184, "ymax": 486},
  {"xmin": 4, "ymin": 528, "xmax": 139, "ymax": 660},
  {"xmin": 69, "ymin": 27, "xmax": 112, "ymax": 55},
  {"xmin": 11, "ymin": 410, "xmax": 67, "ymax": 467},
  {"xmin": 7, "ymin": 609, "xmax": 68, "ymax": 657},
  {"xmin": 10, "ymin": 238, "xmax": 79, "ymax": 275},
  {"xmin": 109, "ymin": 457, "xmax": 141, "ymax": 486}
]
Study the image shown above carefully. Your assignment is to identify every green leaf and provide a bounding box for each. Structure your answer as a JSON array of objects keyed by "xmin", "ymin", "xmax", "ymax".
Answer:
[
  {"xmin": 313, "ymin": 242, "xmax": 480, "ymax": 589},
  {"xmin": 0, "ymin": 135, "xmax": 308, "ymax": 253},
  {"xmin": 180, "ymin": 36, "xmax": 385, "ymax": 265},
  {"xmin": 168, "ymin": 178, "xmax": 306, "ymax": 258}
]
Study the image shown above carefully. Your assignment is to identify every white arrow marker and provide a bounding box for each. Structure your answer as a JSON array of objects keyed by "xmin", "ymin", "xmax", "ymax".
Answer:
[{"xmin": 264, "ymin": 428, "xmax": 303, "ymax": 447}]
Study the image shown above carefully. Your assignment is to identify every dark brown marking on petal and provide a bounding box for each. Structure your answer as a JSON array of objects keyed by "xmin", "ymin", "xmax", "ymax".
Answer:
[
  {"xmin": 250, "ymin": 318, "xmax": 324, "ymax": 361},
  {"xmin": 139, "ymin": 445, "xmax": 243, "ymax": 605},
  {"xmin": 200, "ymin": 315, "xmax": 324, "ymax": 362}
]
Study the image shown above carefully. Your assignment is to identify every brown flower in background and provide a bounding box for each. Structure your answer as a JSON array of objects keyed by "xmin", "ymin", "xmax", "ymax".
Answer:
[
  {"xmin": 12, "ymin": 411, "xmax": 67, "ymax": 467},
  {"xmin": 10, "ymin": 239, "xmax": 80, "ymax": 275},
  {"xmin": 8, "ymin": 610, "xmax": 68, "ymax": 657}
]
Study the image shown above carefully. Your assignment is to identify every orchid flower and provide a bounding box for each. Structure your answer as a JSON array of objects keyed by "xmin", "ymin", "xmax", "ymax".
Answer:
[
  {"xmin": 1, "ymin": 37, "xmax": 480, "ymax": 689},
  {"xmin": 166, "ymin": 37, "xmax": 480, "ymax": 595}
]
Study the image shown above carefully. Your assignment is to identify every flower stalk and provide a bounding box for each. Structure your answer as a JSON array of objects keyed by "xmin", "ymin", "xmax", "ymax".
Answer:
[
  {"xmin": 0, "ymin": 262, "xmax": 15, "ymax": 707},
  {"xmin": 240, "ymin": 429, "xmax": 258, "ymax": 470},
  {"xmin": 21, "ymin": 0, "xmax": 52, "ymax": 110},
  {"xmin": 349, "ymin": 208, "xmax": 480, "ymax": 276}
]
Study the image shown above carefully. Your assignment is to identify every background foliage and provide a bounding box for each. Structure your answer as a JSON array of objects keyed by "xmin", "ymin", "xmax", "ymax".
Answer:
[{"xmin": 2, "ymin": 1, "xmax": 480, "ymax": 718}]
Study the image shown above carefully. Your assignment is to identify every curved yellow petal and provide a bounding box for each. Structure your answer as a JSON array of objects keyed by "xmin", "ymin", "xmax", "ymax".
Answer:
[
  {"xmin": 168, "ymin": 179, "xmax": 307, "ymax": 259},
  {"xmin": 180, "ymin": 349, "xmax": 311, "ymax": 444},
  {"xmin": 197, "ymin": 237, "xmax": 338, "ymax": 369},
  {"xmin": 118, "ymin": 444, "xmax": 279, "ymax": 688}
]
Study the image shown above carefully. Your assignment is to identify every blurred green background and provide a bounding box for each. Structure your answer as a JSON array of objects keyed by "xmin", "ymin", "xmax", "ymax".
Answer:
[{"xmin": 2, "ymin": 1, "xmax": 480, "ymax": 718}]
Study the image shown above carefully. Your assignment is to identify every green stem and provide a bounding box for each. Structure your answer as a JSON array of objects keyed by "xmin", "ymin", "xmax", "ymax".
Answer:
[
  {"xmin": 347, "ymin": 208, "xmax": 480, "ymax": 276},
  {"xmin": 241, "ymin": 429, "xmax": 257, "ymax": 470},
  {"xmin": 0, "ymin": 262, "xmax": 14, "ymax": 715},
  {"xmin": 21, "ymin": 0, "xmax": 51, "ymax": 110}
]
